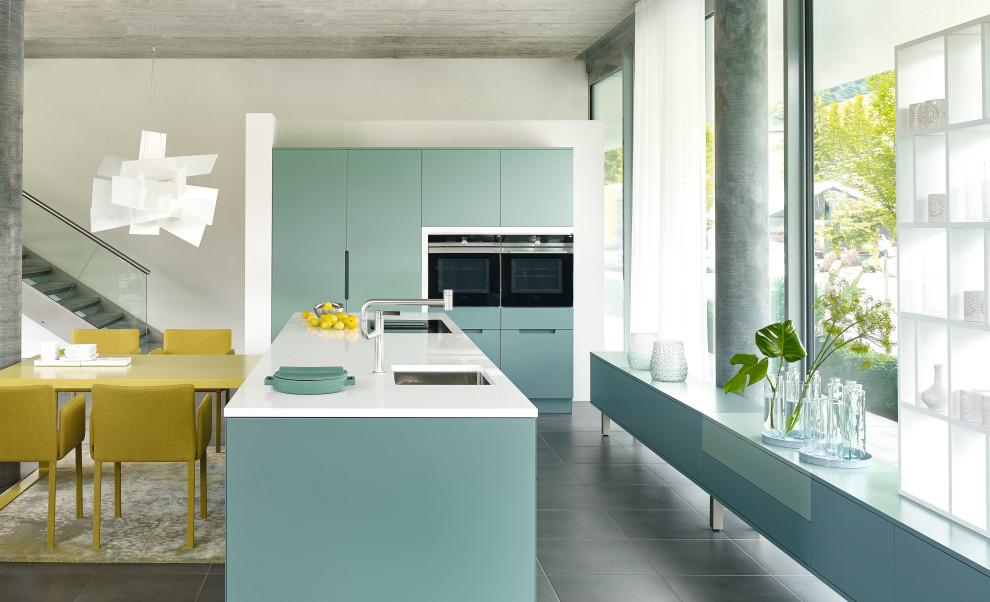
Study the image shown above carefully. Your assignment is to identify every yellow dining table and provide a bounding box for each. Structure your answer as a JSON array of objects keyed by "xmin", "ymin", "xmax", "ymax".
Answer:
[{"xmin": 0, "ymin": 353, "xmax": 260, "ymax": 510}]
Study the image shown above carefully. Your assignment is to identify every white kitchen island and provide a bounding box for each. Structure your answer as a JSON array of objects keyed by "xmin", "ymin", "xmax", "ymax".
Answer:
[{"xmin": 225, "ymin": 313, "xmax": 537, "ymax": 601}]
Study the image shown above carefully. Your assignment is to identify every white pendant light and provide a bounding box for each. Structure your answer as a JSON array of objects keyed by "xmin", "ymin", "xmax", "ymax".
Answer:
[{"xmin": 91, "ymin": 130, "xmax": 218, "ymax": 247}]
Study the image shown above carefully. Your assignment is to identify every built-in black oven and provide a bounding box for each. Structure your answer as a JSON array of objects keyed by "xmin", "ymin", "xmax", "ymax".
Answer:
[
  {"xmin": 500, "ymin": 235, "xmax": 574, "ymax": 307},
  {"xmin": 427, "ymin": 234, "xmax": 501, "ymax": 307}
]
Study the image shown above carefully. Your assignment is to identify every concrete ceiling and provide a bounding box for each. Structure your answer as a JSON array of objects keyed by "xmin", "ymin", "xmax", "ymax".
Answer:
[{"xmin": 24, "ymin": 0, "xmax": 638, "ymax": 59}]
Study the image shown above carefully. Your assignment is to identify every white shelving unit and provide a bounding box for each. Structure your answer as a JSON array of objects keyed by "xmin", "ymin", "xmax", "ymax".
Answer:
[{"xmin": 897, "ymin": 14, "xmax": 990, "ymax": 536}]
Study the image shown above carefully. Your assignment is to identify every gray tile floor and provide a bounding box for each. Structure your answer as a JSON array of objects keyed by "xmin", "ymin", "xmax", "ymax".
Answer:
[
  {"xmin": 0, "ymin": 400, "xmax": 845, "ymax": 601},
  {"xmin": 535, "ymin": 401, "xmax": 845, "ymax": 602}
]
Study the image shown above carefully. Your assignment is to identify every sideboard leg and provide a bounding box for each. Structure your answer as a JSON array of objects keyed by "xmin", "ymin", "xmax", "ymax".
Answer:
[
  {"xmin": 601, "ymin": 414, "xmax": 611, "ymax": 436},
  {"xmin": 710, "ymin": 497, "xmax": 724, "ymax": 531}
]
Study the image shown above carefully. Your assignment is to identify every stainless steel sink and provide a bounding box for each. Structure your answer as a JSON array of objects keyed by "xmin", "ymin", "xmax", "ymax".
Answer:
[{"xmin": 392, "ymin": 365, "xmax": 491, "ymax": 386}]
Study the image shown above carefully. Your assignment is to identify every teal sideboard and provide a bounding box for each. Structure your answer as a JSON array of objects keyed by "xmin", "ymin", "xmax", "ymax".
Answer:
[{"xmin": 590, "ymin": 352, "xmax": 990, "ymax": 601}]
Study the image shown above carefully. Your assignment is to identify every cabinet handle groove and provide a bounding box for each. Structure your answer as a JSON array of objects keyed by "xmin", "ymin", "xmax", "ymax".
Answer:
[
  {"xmin": 519, "ymin": 329, "xmax": 555, "ymax": 334},
  {"xmin": 344, "ymin": 250, "xmax": 350, "ymax": 300}
]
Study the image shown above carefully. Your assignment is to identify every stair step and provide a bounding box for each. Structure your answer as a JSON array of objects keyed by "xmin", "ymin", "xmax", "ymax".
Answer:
[
  {"xmin": 85, "ymin": 312, "xmax": 125, "ymax": 329},
  {"xmin": 35, "ymin": 281, "xmax": 77, "ymax": 295},
  {"xmin": 22, "ymin": 265, "xmax": 52, "ymax": 278},
  {"xmin": 61, "ymin": 296, "xmax": 101, "ymax": 312}
]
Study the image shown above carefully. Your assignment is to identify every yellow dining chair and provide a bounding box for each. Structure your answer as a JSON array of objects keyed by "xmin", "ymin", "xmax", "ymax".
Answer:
[
  {"xmin": 90, "ymin": 384, "xmax": 212, "ymax": 549},
  {"xmin": 149, "ymin": 329, "xmax": 234, "ymax": 453},
  {"xmin": 0, "ymin": 386, "xmax": 85, "ymax": 548},
  {"xmin": 71, "ymin": 328, "xmax": 142, "ymax": 355},
  {"xmin": 68, "ymin": 328, "xmax": 143, "ymax": 398}
]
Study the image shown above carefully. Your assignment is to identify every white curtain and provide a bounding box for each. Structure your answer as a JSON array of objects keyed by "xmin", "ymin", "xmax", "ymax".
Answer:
[{"xmin": 630, "ymin": 0, "xmax": 709, "ymax": 379}]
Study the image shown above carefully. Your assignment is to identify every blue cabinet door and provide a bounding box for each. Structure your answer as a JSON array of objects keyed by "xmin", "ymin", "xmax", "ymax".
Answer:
[
  {"xmin": 272, "ymin": 149, "xmax": 347, "ymax": 341},
  {"xmin": 346, "ymin": 149, "xmax": 422, "ymax": 312},
  {"xmin": 422, "ymin": 150, "xmax": 500, "ymax": 226},
  {"xmin": 500, "ymin": 149, "xmax": 573, "ymax": 227},
  {"xmin": 500, "ymin": 328, "xmax": 573, "ymax": 399}
]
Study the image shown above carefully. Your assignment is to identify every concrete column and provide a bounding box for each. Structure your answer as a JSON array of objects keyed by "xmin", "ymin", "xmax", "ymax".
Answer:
[
  {"xmin": 0, "ymin": 0, "xmax": 24, "ymax": 489},
  {"xmin": 714, "ymin": 0, "xmax": 769, "ymax": 395}
]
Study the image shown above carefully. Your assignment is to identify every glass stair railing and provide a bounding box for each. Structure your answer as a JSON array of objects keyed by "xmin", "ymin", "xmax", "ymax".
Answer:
[{"xmin": 21, "ymin": 191, "xmax": 160, "ymax": 349}]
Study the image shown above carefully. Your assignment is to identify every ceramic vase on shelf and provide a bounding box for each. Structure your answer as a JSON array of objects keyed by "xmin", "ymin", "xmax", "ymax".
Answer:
[
  {"xmin": 627, "ymin": 332, "xmax": 658, "ymax": 370},
  {"xmin": 960, "ymin": 389, "xmax": 984, "ymax": 424},
  {"xmin": 964, "ymin": 290, "xmax": 985, "ymax": 323},
  {"xmin": 649, "ymin": 340, "xmax": 687, "ymax": 382},
  {"xmin": 927, "ymin": 193, "xmax": 946, "ymax": 223},
  {"xmin": 920, "ymin": 364, "xmax": 948, "ymax": 413}
]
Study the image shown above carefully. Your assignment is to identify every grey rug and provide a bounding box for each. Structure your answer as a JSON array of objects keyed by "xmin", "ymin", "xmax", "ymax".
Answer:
[{"xmin": 0, "ymin": 448, "xmax": 225, "ymax": 563}]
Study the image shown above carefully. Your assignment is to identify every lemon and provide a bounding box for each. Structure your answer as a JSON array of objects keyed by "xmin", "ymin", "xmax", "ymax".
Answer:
[
  {"xmin": 323, "ymin": 302, "xmax": 332, "ymax": 309},
  {"xmin": 324, "ymin": 313, "xmax": 338, "ymax": 324},
  {"xmin": 320, "ymin": 321, "xmax": 332, "ymax": 330},
  {"xmin": 343, "ymin": 315, "xmax": 358, "ymax": 330},
  {"xmin": 308, "ymin": 316, "xmax": 319, "ymax": 327},
  {"xmin": 333, "ymin": 320, "xmax": 345, "ymax": 330},
  {"xmin": 301, "ymin": 310, "xmax": 313, "ymax": 319},
  {"xmin": 335, "ymin": 311, "xmax": 347, "ymax": 321}
]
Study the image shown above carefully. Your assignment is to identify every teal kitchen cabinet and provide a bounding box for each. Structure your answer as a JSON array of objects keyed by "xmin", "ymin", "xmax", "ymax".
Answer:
[
  {"xmin": 500, "ymin": 328, "xmax": 573, "ymax": 408},
  {"xmin": 500, "ymin": 149, "xmax": 573, "ymax": 227},
  {"xmin": 345, "ymin": 149, "xmax": 423, "ymax": 312},
  {"xmin": 462, "ymin": 329, "xmax": 501, "ymax": 366},
  {"xmin": 422, "ymin": 150, "xmax": 500, "ymax": 227},
  {"xmin": 271, "ymin": 149, "xmax": 347, "ymax": 340},
  {"xmin": 432, "ymin": 307, "xmax": 502, "ymax": 366}
]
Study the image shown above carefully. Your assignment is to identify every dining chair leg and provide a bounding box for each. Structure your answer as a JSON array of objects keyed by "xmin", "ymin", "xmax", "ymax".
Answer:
[
  {"xmin": 187, "ymin": 461, "xmax": 195, "ymax": 549},
  {"xmin": 200, "ymin": 455, "xmax": 207, "ymax": 518},
  {"xmin": 215, "ymin": 389, "xmax": 223, "ymax": 453},
  {"xmin": 75, "ymin": 446, "xmax": 83, "ymax": 518},
  {"xmin": 47, "ymin": 461, "xmax": 56, "ymax": 549},
  {"xmin": 93, "ymin": 461, "xmax": 101, "ymax": 549},
  {"xmin": 114, "ymin": 462, "xmax": 122, "ymax": 518}
]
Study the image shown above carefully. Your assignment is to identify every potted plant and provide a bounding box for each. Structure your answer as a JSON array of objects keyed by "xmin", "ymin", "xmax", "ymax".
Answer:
[{"xmin": 723, "ymin": 279, "xmax": 894, "ymax": 441}]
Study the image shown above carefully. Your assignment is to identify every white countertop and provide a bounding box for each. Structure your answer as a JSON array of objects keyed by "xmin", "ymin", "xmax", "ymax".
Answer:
[{"xmin": 226, "ymin": 312, "xmax": 537, "ymax": 418}]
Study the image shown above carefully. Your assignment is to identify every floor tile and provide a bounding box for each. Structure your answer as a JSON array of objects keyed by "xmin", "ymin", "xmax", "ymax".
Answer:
[
  {"xmin": 584, "ymin": 484, "xmax": 693, "ymax": 510},
  {"xmin": 664, "ymin": 575, "xmax": 800, "ymax": 601},
  {"xmin": 537, "ymin": 539, "xmax": 657, "ymax": 576},
  {"xmin": 208, "ymin": 563, "xmax": 225, "ymax": 574},
  {"xmin": 537, "ymin": 509, "xmax": 625, "ymax": 539},
  {"xmin": 607, "ymin": 509, "xmax": 727, "ymax": 540},
  {"xmin": 618, "ymin": 444, "xmax": 666, "ymax": 464},
  {"xmin": 0, "ymin": 562, "xmax": 100, "ymax": 573},
  {"xmin": 195, "ymin": 573, "xmax": 225, "ymax": 602},
  {"xmin": 537, "ymin": 462, "xmax": 581, "ymax": 485},
  {"xmin": 95, "ymin": 563, "xmax": 212, "ymax": 575},
  {"xmin": 634, "ymin": 539, "xmax": 768, "ymax": 576},
  {"xmin": 537, "ymin": 571, "xmax": 561, "ymax": 602},
  {"xmin": 567, "ymin": 463, "xmax": 664, "ymax": 486},
  {"xmin": 602, "ymin": 431, "xmax": 637, "ymax": 446},
  {"xmin": 0, "ymin": 571, "xmax": 93, "ymax": 602},
  {"xmin": 719, "ymin": 509, "xmax": 764, "ymax": 540},
  {"xmin": 733, "ymin": 539, "xmax": 809, "ymax": 575},
  {"xmin": 538, "ymin": 446, "xmax": 565, "ymax": 465},
  {"xmin": 537, "ymin": 483, "xmax": 601, "ymax": 509},
  {"xmin": 777, "ymin": 575, "xmax": 846, "ymax": 601},
  {"xmin": 553, "ymin": 445, "xmax": 638, "ymax": 465},
  {"xmin": 75, "ymin": 572, "xmax": 207, "ymax": 602},
  {"xmin": 540, "ymin": 432, "xmax": 617, "ymax": 448},
  {"xmin": 547, "ymin": 574, "xmax": 680, "ymax": 602},
  {"xmin": 646, "ymin": 462, "xmax": 698, "ymax": 487},
  {"xmin": 666, "ymin": 483, "xmax": 712, "ymax": 509}
]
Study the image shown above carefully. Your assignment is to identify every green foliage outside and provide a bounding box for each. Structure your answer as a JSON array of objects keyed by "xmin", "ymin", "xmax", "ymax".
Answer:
[
  {"xmin": 819, "ymin": 346, "xmax": 898, "ymax": 421},
  {"xmin": 814, "ymin": 71, "xmax": 897, "ymax": 249},
  {"xmin": 604, "ymin": 147, "xmax": 623, "ymax": 186}
]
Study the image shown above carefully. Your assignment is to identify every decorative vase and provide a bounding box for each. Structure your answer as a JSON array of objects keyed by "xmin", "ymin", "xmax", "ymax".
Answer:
[
  {"xmin": 964, "ymin": 290, "xmax": 985, "ymax": 323},
  {"xmin": 920, "ymin": 364, "xmax": 948, "ymax": 413},
  {"xmin": 960, "ymin": 389, "xmax": 983, "ymax": 423},
  {"xmin": 649, "ymin": 340, "xmax": 687, "ymax": 382},
  {"xmin": 627, "ymin": 332, "xmax": 658, "ymax": 370},
  {"xmin": 908, "ymin": 102, "xmax": 924, "ymax": 130},
  {"xmin": 927, "ymin": 193, "xmax": 946, "ymax": 223}
]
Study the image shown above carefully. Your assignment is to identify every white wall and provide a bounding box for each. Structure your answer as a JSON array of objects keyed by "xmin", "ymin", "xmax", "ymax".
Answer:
[
  {"xmin": 246, "ymin": 118, "xmax": 605, "ymax": 401},
  {"xmin": 24, "ymin": 58, "xmax": 588, "ymax": 351}
]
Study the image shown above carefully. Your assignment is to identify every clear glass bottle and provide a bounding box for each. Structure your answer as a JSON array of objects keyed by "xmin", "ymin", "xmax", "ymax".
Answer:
[
  {"xmin": 843, "ymin": 382, "xmax": 867, "ymax": 460},
  {"xmin": 783, "ymin": 365, "xmax": 801, "ymax": 435}
]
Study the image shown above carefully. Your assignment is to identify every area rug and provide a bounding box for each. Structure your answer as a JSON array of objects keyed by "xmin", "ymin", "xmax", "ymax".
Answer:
[{"xmin": 0, "ymin": 448, "xmax": 225, "ymax": 563}]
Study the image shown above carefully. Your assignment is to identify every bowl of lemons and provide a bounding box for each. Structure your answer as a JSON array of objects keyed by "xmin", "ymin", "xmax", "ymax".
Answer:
[{"xmin": 313, "ymin": 302, "xmax": 344, "ymax": 317}]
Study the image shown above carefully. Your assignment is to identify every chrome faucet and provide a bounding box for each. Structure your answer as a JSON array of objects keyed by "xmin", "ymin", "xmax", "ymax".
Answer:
[{"xmin": 360, "ymin": 289, "xmax": 454, "ymax": 374}]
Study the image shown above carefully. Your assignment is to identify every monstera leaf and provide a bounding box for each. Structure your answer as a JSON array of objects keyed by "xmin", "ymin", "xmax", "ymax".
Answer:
[
  {"xmin": 723, "ymin": 353, "xmax": 769, "ymax": 395},
  {"xmin": 754, "ymin": 320, "xmax": 806, "ymax": 363}
]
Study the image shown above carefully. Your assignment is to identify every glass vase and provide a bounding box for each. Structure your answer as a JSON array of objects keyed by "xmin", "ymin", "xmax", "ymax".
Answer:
[
  {"xmin": 649, "ymin": 340, "xmax": 687, "ymax": 382},
  {"xmin": 627, "ymin": 332, "xmax": 658, "ymax": 370}
]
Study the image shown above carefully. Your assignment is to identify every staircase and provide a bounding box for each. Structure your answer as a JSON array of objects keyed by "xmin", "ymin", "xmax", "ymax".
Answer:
[{"xmin": 21, "ymin": 192, "xmax": 161, "ymax": 350}]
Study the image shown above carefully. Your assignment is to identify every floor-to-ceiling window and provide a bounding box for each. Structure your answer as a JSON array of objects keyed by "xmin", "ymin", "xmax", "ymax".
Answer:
[
  {"xmin": 811, "ymin": 0, "xmax": 990, "ymax": 424},
  {"xmin": 592, "ymin": 70, "xmax": 626, "ymax": 351}
]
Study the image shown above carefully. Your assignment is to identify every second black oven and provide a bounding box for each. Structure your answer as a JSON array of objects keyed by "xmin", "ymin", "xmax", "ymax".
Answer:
[
  {"xmin": 427, "ymin": 234, "xmax": 501, "ymax": 307},
  {"xmin": 500, "ymin": 235, "xmax": 574, "ymax": 307}
]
